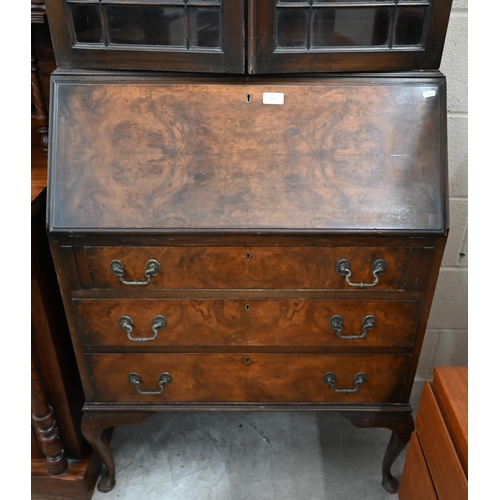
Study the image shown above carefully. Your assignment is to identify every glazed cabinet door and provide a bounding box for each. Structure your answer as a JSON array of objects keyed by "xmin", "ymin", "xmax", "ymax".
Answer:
[
  {"xmin": 45, "ymin": 0, "xmax": 246, "ymax": 73},
  {"xmin": 248, "ymin": 0, "xmax": 453, "ymax": 74}
]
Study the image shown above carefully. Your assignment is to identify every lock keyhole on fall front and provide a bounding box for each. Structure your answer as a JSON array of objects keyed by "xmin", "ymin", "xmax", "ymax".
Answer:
[
  {"xmin": 246, "ymin": 253, "xmax": 251, "ymax": 261},
  {"xmin": 246, "ymin": 94, "xmax": 251, "ymax": 103},
  {"xmin": 245, "ymin": 304, "xmax": 251, "ymax": 312}
]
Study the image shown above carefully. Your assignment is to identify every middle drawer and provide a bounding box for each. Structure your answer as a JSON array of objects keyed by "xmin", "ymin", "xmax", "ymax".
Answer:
[{"xmin": 73, "ymin": 299, "xmax": 421, "ymax": 348}]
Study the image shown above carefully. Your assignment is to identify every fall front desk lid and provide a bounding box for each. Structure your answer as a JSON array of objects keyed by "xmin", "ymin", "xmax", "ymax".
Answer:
[{"xmin": 48, "ymin": 74, "xmax": 448, "ymax": 234}]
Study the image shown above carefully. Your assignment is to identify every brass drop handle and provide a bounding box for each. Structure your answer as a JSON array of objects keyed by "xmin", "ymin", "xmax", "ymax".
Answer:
[
  {"xmin": 324, "ymin": 372, "xmax": 367, "ymax": 393},
  {"xmin": 336, "ymin": 259, "xmax": 386, "ymax": 288},
  {"xmin": 110, "ymin": 259, "xmax": 160, "ymax": 286},
  {"xmin": 119, "ymin": 315, "xmax": 167, "ymax": 342},
  {"xmin": 329, "ymin": 315, "xmax": 376, "ymax": 340},
  {"xmin": 128, "ymin": 372, "xmax": 171, "ymax": 395}
]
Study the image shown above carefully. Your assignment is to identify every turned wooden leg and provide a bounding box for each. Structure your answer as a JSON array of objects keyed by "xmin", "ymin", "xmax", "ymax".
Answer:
[
  {"xmin": 31, "ymin": 352, "xmax": 68, "ymax": 475},
  {"xmin": 81, "ymin": 411, "xmax": 154, "ymax": 493},
  {"xmin": 340, "ymin": 410, "xmax": 414, "ymax": 494}
]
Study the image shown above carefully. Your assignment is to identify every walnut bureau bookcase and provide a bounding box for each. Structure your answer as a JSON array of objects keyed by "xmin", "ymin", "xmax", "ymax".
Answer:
[{"xmin": 44, "ymin": 0, "xmax": 452, "ymax": 495}]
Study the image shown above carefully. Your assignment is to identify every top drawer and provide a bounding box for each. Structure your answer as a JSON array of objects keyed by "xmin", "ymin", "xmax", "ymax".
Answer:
[{"xmin": 79, "ymin": 245, "xmax": 416, "ymax": 290}]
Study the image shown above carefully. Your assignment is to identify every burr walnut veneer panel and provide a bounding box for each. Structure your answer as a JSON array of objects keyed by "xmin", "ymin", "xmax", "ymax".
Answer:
[
  {"xmin": 73, "ymin": 298, "xmax": 421, "ymax": 348},
  {"xmin": 85, "ymin": 353, "xmax": 409, "ymax": 404},
  {"xmin": 48, "ymin": 75, "xmax": 446, "ymax": 233},
  {"xmin": 83, "ymin": 245, "xmax": 414, "ymax": 290}
]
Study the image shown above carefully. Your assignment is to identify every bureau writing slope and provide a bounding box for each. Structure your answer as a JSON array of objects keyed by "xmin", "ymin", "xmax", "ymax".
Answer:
[{"xmin": 47, "ymin": 71, "xmax": 448, "ymax": 494}]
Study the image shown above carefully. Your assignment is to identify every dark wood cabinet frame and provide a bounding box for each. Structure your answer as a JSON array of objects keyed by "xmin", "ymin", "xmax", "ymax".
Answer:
[
  {"xmin": 248, "ymin": 0, "xmax": 453, "ymax": 74},
  {"xmin": 44, "ymin": 0, "xmax": 452, "ymax": 74},
  {"xmin": 44, "ymin": 0, "xmax": 246, "ymax": 73}
]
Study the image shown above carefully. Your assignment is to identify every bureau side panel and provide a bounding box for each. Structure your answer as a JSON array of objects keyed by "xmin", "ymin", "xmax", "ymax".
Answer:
[
  {"xmin": 401, "ymin": 236, "xmax": 447, "ymax": 401},
  {"xmin": 48, "ymin": 241, "xmax": 97, "ymax": 398}
]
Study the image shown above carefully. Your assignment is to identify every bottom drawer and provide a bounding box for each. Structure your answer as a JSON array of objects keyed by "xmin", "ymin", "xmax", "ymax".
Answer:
[{"xmin": 85, "ymin": 353, "xmax": 409, "ymax": 404}]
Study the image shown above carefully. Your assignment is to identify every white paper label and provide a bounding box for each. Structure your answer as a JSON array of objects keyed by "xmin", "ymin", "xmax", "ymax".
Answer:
[
  {"xmin": 263, "ymin": 92, "xmax": 284, "ymax": 105},
  {"xmin": 422, "ymin": 90, "xmax": 436, "ymax": 98}
]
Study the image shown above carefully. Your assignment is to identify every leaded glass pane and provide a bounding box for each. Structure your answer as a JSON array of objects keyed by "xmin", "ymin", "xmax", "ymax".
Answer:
[
  {"xmin": 311, "ymin": 7, "xmax": 391, "ymax": 47},
  {"xmin": 394, "ymin": 6, "xmax": 426, "ymax": 46},
  {"xmin": 105, "ymin": 5, "xmax": 186, "ymax": 46},
  {"xmin": 69, "ymin": 4, "xmax": 103, "ymax": 44},
  {"xmin": 189, "ymin": 7, "xmax": 221, "ymax": 48},
  {"xmin": 276, "ymin": 8, "xmax": 309, "ymax": 48}
]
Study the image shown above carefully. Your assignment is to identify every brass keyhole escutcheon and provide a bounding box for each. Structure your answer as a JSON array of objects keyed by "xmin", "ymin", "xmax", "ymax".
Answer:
[
  {"xmin": 245, "ymin": 358, "xmax": 251, "ymax": 365},
  {"xmin": 246, "ymin": 94, "xmax": 252, "ymax": 103},
  {"xmin": 245, "ymin": 304, "xmax": 251, "ymax": 312},
  {"xmin": 246, "ymin": 253, "xmax": 251, "ymax": 261}
]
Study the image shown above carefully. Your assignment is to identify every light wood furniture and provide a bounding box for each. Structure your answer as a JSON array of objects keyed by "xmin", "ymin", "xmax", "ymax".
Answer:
[{"xmin": 398, "ymin": 366, "xmax": 468, "ymax": 500}]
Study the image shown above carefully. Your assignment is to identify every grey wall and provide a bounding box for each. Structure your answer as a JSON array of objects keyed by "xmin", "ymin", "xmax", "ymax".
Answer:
[{"xmin": 416, "ymin": 0, "xmax": 468, "ymax": 382}]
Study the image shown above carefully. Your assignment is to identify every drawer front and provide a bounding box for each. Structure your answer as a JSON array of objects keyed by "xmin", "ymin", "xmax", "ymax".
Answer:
[
  {"xmin": 85, "ymin": 353, "xmax": 409, "ymax": 403},
  {"xmin": 74, "ymin": 299, "xmax": 420, "ymax": 348},
  {"xmin": 84, "ymin": 246, "xmax": 413, "ymax": 290}
]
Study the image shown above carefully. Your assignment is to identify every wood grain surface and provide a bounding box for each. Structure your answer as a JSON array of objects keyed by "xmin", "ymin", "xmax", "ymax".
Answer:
[
  {"xmin": 85, "ymin": 352, "xmax": 409, "ymax": 403},
  {"xmin": 49, "ymin": 78, "xmax": 446, "ymax": 232},
  {"xmin": 433, "ymin": 366, "xmax": 468, "ymax": 470},
  {"xmin": 73, "ymin": 298, "xmax": 421, "ymax": 348},
  {"xmin": 83, "ymin": 245, "xmax": 413, "ymax": 290},
  {"xmin": 398, "ymin": 433, "xmax": 438, "ymax": 500},
  {"xmin": 416, "ymin": 383, "xmax": 468, "ymax": 500}
]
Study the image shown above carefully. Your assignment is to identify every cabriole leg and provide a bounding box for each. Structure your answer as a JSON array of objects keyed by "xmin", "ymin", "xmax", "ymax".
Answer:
[
  {"xmin": 81, "ymin": 411, "xmax": 154, "ymax": 493},
  {"xmin": 381, "ymin": 426, "xmax": 413, "ymax": 493},
  {"xmin": 340, "ymin": 410, "xmax": 414, "ymax": 494}
]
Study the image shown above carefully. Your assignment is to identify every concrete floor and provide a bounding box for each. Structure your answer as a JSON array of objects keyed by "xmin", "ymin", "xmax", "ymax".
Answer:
[{"xmin": 91, "ymin": 383, "xmax": 424, "ymax": 500}]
